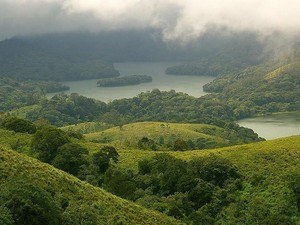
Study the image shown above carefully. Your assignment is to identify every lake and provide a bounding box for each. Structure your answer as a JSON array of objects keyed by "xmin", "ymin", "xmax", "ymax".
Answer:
[
  {"xmin": 238, "ymin": 112, "xmax": 300, "ymax": 140},
  {"xmin": 51, "ymin": 62, "xmax": 300, "ymax": 140},
  {"xmin": 56, "ymin": 62, "xmax": 214, "ymax": 102}
]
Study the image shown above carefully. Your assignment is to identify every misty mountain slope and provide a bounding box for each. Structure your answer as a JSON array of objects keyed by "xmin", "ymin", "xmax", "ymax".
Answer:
[
  {"xmin": 0, "ymin": 38, "xmax": 119, "ymax": 81},
  {"xmin": 0, "ymin": 145, "xmax": 181, "ymax": 225},
  {"xmin": 203, "ymin": 60, "xmax": 300, "ymax": 118},
  {"xmin": 165, "ymin": 31, "xmax": 264, "ymax": 76},
  {"xmin": 0, "ymin": 30, "xmax": 265, "ymax": 81}
]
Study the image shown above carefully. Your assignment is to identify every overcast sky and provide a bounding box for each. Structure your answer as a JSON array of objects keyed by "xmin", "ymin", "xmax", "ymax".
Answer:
[{"xmin": 1, "ymin": 0, "xmax": 300, "ymax": 41}]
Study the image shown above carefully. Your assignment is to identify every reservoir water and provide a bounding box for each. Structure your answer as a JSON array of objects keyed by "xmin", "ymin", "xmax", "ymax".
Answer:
[
  {"xmin": 238, "ymin": 112, "xmax": 300, "ymax": 140},
  {"xmin": 57, "ymin": 62, "xmax": 214, "ymax": 102}
]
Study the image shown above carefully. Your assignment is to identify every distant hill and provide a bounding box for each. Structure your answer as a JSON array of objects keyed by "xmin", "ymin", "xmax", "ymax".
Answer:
[
  {"xmin": 203, "ymin": 60, "xmax": 300, "ymax": 118},
  {"xmin": 0, "ymin": 38, "xmax": 119, "ymax": 81},
  {"xmin": 0, "ymin": 30, "xmax": 265, "ymax": 81}
]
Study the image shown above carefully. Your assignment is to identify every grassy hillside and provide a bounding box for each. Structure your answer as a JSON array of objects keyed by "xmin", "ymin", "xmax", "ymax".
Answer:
[
  {"xmin": 0, "ymin": 119, "xmax": 298, "ymax": 224},
  {"xmin": 0, "ymin": 146, "xmax": 181, "ymax": 225},
  {"xmin": 85, "ymin": 121, "xmax": 257, "ymax": 150},
  {"xmin": 61, "ymin": 122, "xmax": 114, "ymax": 134},
  {"xmin": 117, "ymin": 134, "xmax": 300, "ymax": 171},
  {"xmin": 115, "ymin": 135, "xmax": 300, "ymax": 224}
]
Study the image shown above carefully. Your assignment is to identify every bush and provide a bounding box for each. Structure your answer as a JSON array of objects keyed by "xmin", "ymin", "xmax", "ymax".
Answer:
[
  {"xmin": 0, "ymin": 206, "xmax": 14, "ymax": 225},
  {"xmin": 0, "ymin": 180, "xmax": 62, "ymax": 225},
  {"xmin": 31, "ymin": 126, "xmax": 70, "ymax": 163},
  {"xmin": 51, "ymin": 143, "xmax": 88, "ymax": 176},
  {"xmin": 1, "ymin": 116, "xmax": 36, "ymax": 134},
  {"xmin": 92, "ymin": 146, "xmax": 119, "ymax": 174}
]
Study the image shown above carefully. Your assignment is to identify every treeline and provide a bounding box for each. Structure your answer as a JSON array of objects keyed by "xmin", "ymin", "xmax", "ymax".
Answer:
[
  {"xmin": 203, "ymin": 61, "xmax": 300, "ymax": 118},
  {"xmin": 17, "ymin": 90, "xmax": 262, "ymax": 145},
  {"xmin": 166, "ymin": 62, "xmax": 237, "ymax": 76},
  {"xmin": 103, "ymin": 153, "xmax": 244, "ymax": 224},
  {"xmin": 0, "ymin": 78, "xmax": 69, "ymax": 111},
  {"xmin": 97, "ymin": 75, "xmax": 152, "ymax": 87}
]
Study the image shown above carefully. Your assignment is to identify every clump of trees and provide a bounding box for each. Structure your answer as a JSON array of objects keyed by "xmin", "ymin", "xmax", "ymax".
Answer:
[
  {"xmin": 31, "ymin": 126, "xmax": 119, "ymax": 184},
  {"xmin": 0, "ymin": 116, "xmax": 36, "ymax": 134},
  {"xmin": 97, "ymin": 75, "xmax": 152, "ymax": 87},
  {"xmin": 0, "ymin": 180, "xmax": 63, "ymax": 225},
  {"xmin": 101, "ymin": 153, "xmax": 243, "ymax": 224}
]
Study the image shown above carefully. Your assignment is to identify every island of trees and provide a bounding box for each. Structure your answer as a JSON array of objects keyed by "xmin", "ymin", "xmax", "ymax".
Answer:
[{"xmin": 97, "ymin": 75, "xmax": 152, "ymax": 87}]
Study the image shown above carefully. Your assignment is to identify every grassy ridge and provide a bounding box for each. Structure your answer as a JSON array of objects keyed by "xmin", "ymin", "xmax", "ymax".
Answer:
[
  {"xmin": 116, "ymin": 135, "xmax": 300, "ymax": 172},
  {"xmin": 85, "ymin": 121, "xmax": 249, "ymax": 150},
  {"xmin": 115, "ymin": 135, "xmax": 300, "ymax": 223},
  {"xmin": 0, "ymin": 146, "xmax": 181, "ymax": 225}
]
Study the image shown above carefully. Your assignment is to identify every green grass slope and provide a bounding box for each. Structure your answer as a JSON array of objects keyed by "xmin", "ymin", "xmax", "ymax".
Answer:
[
  {"xmin": 85, "ymin": 121, "xmax": 249, "ymax": 150},
  {"xmin": 116, "ymin": 135, "xmax": 300, "ymax": 224},
  {"xmin": 0, "ymin": 146, "xmax": 180, "ymax": 225},
  {"xmin": 117, "ymin": 135, "xmax": 300, "ymax": 173},
  {"xmin": 61, "ymin": 122, "xmax": 114, "ymax": 134}
]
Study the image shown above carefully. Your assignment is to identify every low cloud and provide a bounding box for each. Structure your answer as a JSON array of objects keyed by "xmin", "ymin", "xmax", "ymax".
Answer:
[{"xmin": 1, "ymin": 0, "xmax": 300, "ymax": 41}]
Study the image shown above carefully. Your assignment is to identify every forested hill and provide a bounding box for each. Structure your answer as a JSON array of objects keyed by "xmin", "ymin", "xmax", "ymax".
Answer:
[
  {"xmin": 0, "ymin": 38, "xmax": 119, "ymax": 81},
  {"xmin": 203, "ymin": 60, "xmax": 300, "ymax": 118},
  {"xmin": 0, "ymin": 30, "xmax": 265, "ymax": 81}
]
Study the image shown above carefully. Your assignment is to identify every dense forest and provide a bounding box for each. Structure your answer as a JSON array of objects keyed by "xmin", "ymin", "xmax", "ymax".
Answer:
[
  {"xmin": 0, "ymin": 78, "xmax": 69, "ymax": 111},
  {"xmin": 203, "ymin": 60, "xmax": 300, "ymax": 118}
]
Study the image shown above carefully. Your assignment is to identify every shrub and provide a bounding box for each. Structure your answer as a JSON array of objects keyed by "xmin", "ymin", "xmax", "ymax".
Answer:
[
  {"xmin": 31, "ymin": 126, "xmax": 70, "ymax": 163},
  {"xmin": 1, "ymin": 116, "xmax": 36, "ymax": 134},
  {"xmin": 52, "ymin": 143, "xmax": 88, "ymax": 175}
]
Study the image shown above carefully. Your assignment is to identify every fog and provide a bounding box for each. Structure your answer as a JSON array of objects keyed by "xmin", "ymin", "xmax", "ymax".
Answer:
[{"xmin": 1, "ymin": 0, "xmax": 300, "ymax": 41}]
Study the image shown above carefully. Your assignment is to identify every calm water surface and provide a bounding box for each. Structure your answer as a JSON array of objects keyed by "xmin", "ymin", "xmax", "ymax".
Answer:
[
  {"xmin": 56, "ymin": 62, "xmax": 214, "ymax": 102},
  {"xmin": 238, "ymin": 112, "xmax": 300, "ymax": 140}
]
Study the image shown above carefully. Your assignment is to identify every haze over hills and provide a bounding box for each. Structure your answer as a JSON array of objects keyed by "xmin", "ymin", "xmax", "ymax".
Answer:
[
  {"xmin": 0, "ymin": 29, "xmax": 266, "ymax": 80},
  {"xmin": 0, "ymin": 1, "xmax": 300, "ymax": 225}
]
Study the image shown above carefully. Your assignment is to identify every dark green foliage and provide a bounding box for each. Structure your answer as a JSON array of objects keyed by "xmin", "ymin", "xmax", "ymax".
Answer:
[
  {"xmin": 187, "ymin": 155, "xmax": 241, "ymax": 187},
  {"xmin": 100, "ymin": 146, "xmax": 119, "ymax": 163},
  {"xmin": 31, "ymin": 126, "xmax": 70, "ymax": 163},
  {"xmin": 104, "ymin": 167, "xmax": 136, "ymax": 199},
  {"xmin": 1, "ymin": 116, "xmax": 36, "ymax": 134},
  {"xmin": 187, "ymin": 180, "xmax": 214, "ymax": 209},
  {"xmin": 97, "ymin": 75, "xmax": 152, "ymax": 87},
  {"xmin": 0, "ymin": 206, "xmax": 14, "ymax": 225},
  {"xmin": 105, "ymin": 153, "xmax": 242, "ymax": 223},
  {"xmin": 27, "ymin": 93, "xmax": 107, "ymax": 126},
  {"xmin": 65, "ymin": 130, "xmax": 84, "ymax": 139},
  {"xmin": 203, "ymin": 61, "xmax": 300, "ymax": 118},
  {"xmin": 62, "ymin": 204, "xmax": 104, "ymax": 225},
  {"xmin": 0, "ymin": 180, "xmax": 62, "ymax": 225},
  {"xmin": 173, "ymin": 139, "xmax": 188, "ymax": 151},
  {"xmin": 92, "ymin": 146, "xmax": 119, "ymax": 174},
  {"xmin": 51, "ymin": 143, "xmax": 88, "ymax": 176},
  {"xmin": 289, "ymin": 172, "xmax": 300, "ymax": 209},
  {"xmin": 138, "ymin": 137, "xmax": 157, "ymax": 151}
]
